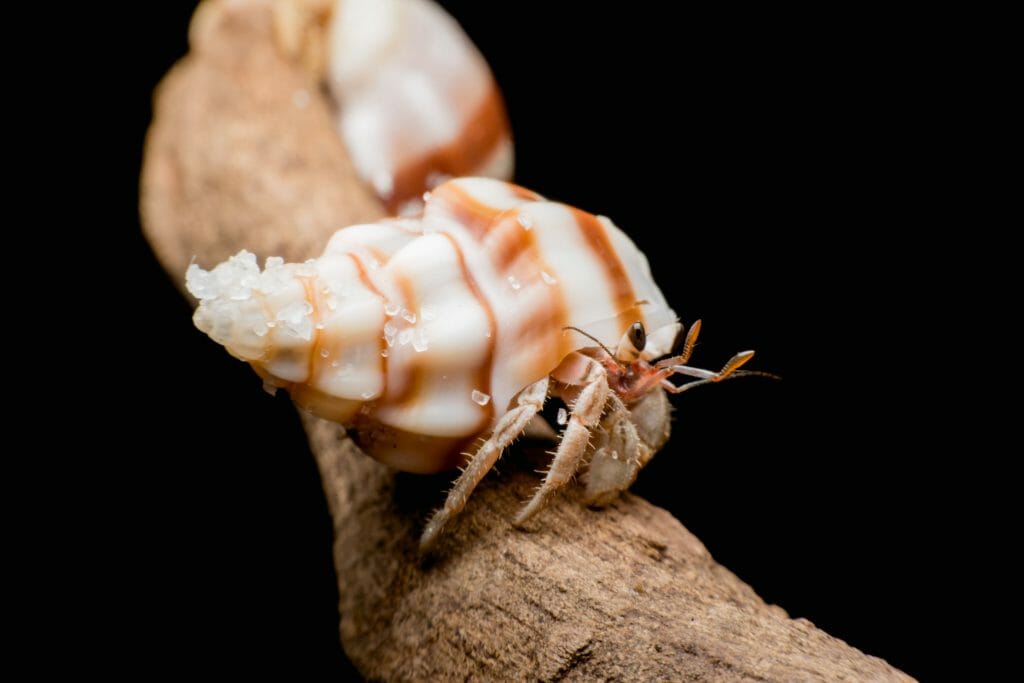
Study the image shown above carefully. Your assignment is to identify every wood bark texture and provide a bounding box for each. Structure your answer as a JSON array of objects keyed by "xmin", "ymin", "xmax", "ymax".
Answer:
[{"xmin": 140, "ymin": 1, "xmax": 914, "ymax": 680}]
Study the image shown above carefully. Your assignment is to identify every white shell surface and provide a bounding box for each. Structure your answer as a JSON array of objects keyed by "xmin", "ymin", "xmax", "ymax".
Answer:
[
  {"xmin": 326, "ymin": 0, "xmax": 513, "ymax": 211},
  {"xmin": 188, "ymin": 179, "xmax": 678, "ymax": 469}
]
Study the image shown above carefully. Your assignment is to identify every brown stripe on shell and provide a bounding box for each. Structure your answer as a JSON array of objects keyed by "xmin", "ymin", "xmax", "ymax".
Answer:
[
  {"xmin": 521, "ymin": 290, "xmax": 574, "ymax": 381},
  {"xmin": 484, "ymin": 211, "xmax": 531, "ymax": 271},
  {"xmin": 385, "ymin": 84, "xmax": 511, "ymax": 212},
  {"xmin": 380, "ymin": 271, "xmax": 420, "ymax": 405},
  {"xmin": 432, "ymin": 180, "xmax": 541, "ymax": 240},
  {"xmin": 481, "ymin": 211, "xmax": 573, "ymax": 378},
  {"xmin": 291, "ymin": 275, "xmax": 372, "ymax": 423},
  {"xmin": 432, "ymin": 182, "xmax": 500, "ymax": 238},
  {"xmin": 571, "ymin": 209, "xmax": 644, "ymax": 332},
  {"xmin": 345, "ymin": 252, "xmax": 389, "ymax": 410},
  {"xmin": 247, "ymin": 274, "xmax": 323, "ymax": 406},
  {"xmin": 248, "ymin": 288, "xmax": 291, "ymax": 399},
  {"xmin": 441, "ymin": 232, "xmax": 496, "ymax": 432},
  {"xmin": 299, "ymin": 274, "xmax": 325, "ymax": 413},
  {"xmin": 346, "ymin": 253, "xmax": 385, "ymax": 300},
  {"xmin": 362, "ymin": 245, "xmax": 390, "ymax": 267},
  {"xmin": 300, "ymin": 275, "xmax": 324, "ymax": 397},
  {"xmin": 256, "ymin": 275, "xmax": 326, "ymax": 416}
]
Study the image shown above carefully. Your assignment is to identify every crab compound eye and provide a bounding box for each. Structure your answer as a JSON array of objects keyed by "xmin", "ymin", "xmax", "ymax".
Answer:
[{"xmin": 628, "ymin": 322, "xmax": 646, "ymax": 352}]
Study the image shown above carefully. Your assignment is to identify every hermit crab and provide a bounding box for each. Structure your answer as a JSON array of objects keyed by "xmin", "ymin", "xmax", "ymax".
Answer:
[
  {"xmin": 187, "ymin": 178, "xmax": 770, "ymax": 551},
  {"xmin": 185, "ymin": 0, "xmax": 770, "ymax": 551}
]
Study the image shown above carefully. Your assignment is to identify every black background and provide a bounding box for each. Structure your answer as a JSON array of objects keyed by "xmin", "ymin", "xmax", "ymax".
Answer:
[{"xmin": 109, "ymin": 1, "xmax": 977, "ymax": 679}]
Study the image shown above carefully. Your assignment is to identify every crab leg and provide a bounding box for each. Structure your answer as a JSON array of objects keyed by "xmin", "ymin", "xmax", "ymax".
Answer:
[
  {"xmin": 514, "ymin": 355, "xmax": 609, "ymax": 526},
  {"xmin": 420, "ymin": 377, "xmax": 549, "ymax": 552}
]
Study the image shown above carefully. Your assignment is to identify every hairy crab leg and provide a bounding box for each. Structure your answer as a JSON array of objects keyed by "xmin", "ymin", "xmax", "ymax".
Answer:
[
  {"xmin": 514, "ymin": 356, "xmax": 609, "ymax": 526},
  {"xmin": 420, "ymin": 377, "xmax": 549, "ymax": 553}
]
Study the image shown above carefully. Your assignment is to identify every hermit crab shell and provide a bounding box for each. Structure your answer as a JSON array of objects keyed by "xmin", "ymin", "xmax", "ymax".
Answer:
[
  {"xmin": 324, "ymin": 0, "xmax": 513, "ymax": 211},
  {"xmin": 188, "ymin": 178, "xmax": 679, "ymax": 472}
]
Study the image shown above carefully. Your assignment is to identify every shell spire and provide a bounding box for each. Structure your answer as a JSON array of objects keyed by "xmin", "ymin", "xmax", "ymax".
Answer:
[{"xmin": 187, "ymin": 251, "xmax": 280, "ymax": 361}]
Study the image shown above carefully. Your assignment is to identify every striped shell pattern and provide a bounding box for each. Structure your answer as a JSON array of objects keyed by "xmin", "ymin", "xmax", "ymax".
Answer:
[
  {"xmin": 187, "ymin": 177, "xmax": 680, "ymax": 473},
  {"xmin": 322, "ymin": 0, "xmax": 513, "ymax": 212}
]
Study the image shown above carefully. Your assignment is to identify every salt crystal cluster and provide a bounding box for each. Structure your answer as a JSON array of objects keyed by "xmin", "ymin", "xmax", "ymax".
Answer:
[{"xmin": 188, "ymin": 251, "xmax": 314, "ymax": 361}]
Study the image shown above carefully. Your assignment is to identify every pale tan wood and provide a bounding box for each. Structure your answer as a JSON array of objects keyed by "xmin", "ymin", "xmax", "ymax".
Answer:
[{"xmin": 140, "ymin": 0, "xmax": 385, "ymax": 280}]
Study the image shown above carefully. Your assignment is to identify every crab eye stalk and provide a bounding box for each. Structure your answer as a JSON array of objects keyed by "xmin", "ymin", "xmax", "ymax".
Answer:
[
  {"xmin": 615, "ymin": 321, "xmax": 647, "ymax": 362},
  {"xmin": 628, "ymin": 322, "xmax": 646, "ymax": 352}
]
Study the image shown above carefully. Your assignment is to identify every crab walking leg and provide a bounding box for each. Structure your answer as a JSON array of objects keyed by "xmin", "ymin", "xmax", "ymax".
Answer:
[
  {"xmin": 514, "ymin": 357, "xmax": 610, "ymax": 526},
  {"xmin": 420, "ymin": 377, "xmax": 550, "ymax": 552},
  {"xmin": 582, "ymin": 392, "xmax": 643, "ymax": 506}
]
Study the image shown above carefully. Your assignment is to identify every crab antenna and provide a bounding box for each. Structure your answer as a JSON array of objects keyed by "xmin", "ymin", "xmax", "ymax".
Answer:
[{"xmin": 563, "ymin": 326, "xmax": 618, "ymax": 360}]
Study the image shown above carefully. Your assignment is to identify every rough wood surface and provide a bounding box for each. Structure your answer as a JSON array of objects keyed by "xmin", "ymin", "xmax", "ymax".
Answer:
[
  {"xmin": 140, "ymin": 0, "xmax": 385, "ymax": 281},
  {"xmin": 140, "ymin": 1, "xmax": 913, "ymax": 680}
]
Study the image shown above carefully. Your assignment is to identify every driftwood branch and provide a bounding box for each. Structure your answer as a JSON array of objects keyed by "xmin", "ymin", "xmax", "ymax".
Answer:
[{"xmin": 140, "ymin": 1, "xmax": 913, "ymax": 679}]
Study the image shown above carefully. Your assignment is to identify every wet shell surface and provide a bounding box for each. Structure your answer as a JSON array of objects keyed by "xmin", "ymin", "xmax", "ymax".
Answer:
[{"xmin": 187, "ymin": 178, "xmax": 678, "ymax": 472}]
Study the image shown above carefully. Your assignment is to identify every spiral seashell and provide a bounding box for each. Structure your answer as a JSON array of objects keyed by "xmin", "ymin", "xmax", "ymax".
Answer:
[{"xmin": 187, "ymin": 178, "xmax": 678, "ymax": 472}]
